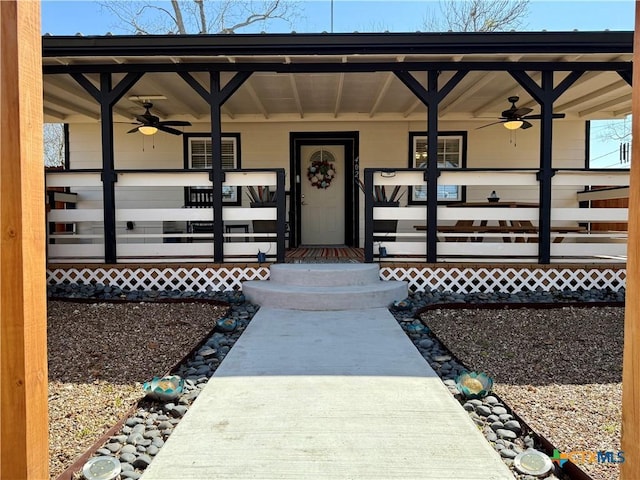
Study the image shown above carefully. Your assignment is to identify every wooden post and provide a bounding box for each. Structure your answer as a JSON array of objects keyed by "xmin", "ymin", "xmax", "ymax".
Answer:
[
  {"xmin": 0, "ymin": 1, "xmax": 49, "ymax": 479},
  {"xmin": 621, "ymin": 2, "xmax": 640, "ymax": 478}
]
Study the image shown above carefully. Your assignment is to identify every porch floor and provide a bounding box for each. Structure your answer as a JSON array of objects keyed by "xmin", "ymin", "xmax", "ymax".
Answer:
[
  {"xmin": 142, "ymin": 303, "xmax": 513, "ymax": 478},
  {"xmin": 285, "ymin": 246, "xmax": 365, "ymax": 263}
]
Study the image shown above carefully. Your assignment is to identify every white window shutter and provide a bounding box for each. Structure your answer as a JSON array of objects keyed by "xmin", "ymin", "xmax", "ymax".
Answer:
[{"xmin": 189, "ymin": 137, "xmax": 237, "ymax": 169}]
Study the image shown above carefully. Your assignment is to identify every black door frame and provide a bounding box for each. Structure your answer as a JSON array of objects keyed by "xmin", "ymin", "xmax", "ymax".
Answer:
[{"xmin": 289, "ymin": 132, "xmax": 359, "ymax": 247}]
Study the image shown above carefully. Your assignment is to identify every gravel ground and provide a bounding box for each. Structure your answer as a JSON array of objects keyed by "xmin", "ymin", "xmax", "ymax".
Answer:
[
  {"xmin": 47, "ymin": 288, "xmax": 624, "ymax": 480},
  {"xmin": 421, "ymin": 305, "xmax": 623, "ymax": 480},
  {"xmin": 47, "ymin": 300, "xmax": 227, "ymax": 479}
]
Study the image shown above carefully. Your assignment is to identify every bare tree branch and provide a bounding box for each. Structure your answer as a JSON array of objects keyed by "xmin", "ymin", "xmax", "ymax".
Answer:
[
  {"xmin": 597, "ymin": 117, "xmax": 632, "ymax": 143},
  {"xmin": 221, "ymin": 1, "xmax": 280, "ymax": 33},
  {"xmin": 170, "ymin": 0, "xmax": 188, "ymax": 34},
  {"xmin": 98, "ymin": 0, "xmax": 300, "ymax": 35},
  {"xmin": 194, "ymin": 0, "xmax": 207, "ymax": 34},
  {"xmin": 44, "ymin": 124, "xmax": 65, "ymax": 167},
  {"xmin": 424, "ymin": 0, "xmax": 530, "ymax": 32}
]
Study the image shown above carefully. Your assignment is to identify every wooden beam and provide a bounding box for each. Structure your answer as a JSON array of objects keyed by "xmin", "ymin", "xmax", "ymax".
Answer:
[
  {"xmin": 620, "ymin": 4, "xmax": 640, "ymax": 478},
  {"xmin": 334, "ymin": 72, "xmax": 344, "ymax": 118},
  {"xmin": 403, "ymin": 98, "xmax": 422, "ymax": 118},
  {"xmin": 0, "ymin": 1, "xmax": 49, "ymax": 479},
  {"xmin": 288, "ymin": 73, "xmax": 304, "ymax": 118},
  {"xmin": 369, "ymin": 73, "xmax": 394, "ymax": 118},
  {"xmin": 555, "ymin": 79, "xmax": 629, "ymax": 111},
  {"xmin": 578, "ymin": 93, "xmax": 632, "ymax": 117},
  {"xmin": 221, "ymin": 105, "xmax": 235, "ymax": 119},
  {"xmin": 44, "ymin": 93, "xmax": 99, "ymax": 119},
  {"xmin": 43, "ymin": 107, "xmax": 66, "ymax": 120},
  {"xmin": 440, "ymin": 72, "xmax": 497, "ymax": 115},
  {"xmin": 244, "ymin": 78, "xmax": 269, "ymax": 119},
  {"xmin": 613, "ymin": 106, "xmax": 632, "ymax": 117},
  {"xmin": 473, "ymin": 72, "xmax": 540, "ymax": 116}
]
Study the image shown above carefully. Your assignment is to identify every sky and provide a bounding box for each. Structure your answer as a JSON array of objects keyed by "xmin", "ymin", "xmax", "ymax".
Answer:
[
  {"xmin": 40, "ymin": 0, "xmax": 635, "ymax": 167},
  {"xmin": 41, "ymin": 0, "xmax": 635, "ymax": 36}
]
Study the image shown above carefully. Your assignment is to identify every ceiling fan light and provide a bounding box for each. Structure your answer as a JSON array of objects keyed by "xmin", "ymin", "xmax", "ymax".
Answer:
[
  {"xmin": 138, "ymin": 125, "xmax": 158, "ymax": 136},
  {"xmin": 504, "ymin": 120, "xmax": 523, "ymax": 130}
]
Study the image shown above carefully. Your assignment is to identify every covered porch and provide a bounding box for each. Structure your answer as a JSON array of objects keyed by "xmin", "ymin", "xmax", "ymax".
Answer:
[
  {"xmin": 42, "ymin": 31, "xmax": 633, "ymax": 266},
  {"xmin": 46, "ymin": 166, "xmax": 629, "ymax": 264}
]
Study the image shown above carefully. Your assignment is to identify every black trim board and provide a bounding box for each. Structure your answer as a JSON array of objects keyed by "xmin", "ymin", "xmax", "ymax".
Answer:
[
  {"xmin": 43, "ymin": 61, "xmax": 632, "ymax": 76},
  {"xmin": 42, "ymin": 31, "xmax": 633, "ymax": 58},
  {"xmin": 289, "ymin": 132, "xmax": 359, "ymax": 248}
]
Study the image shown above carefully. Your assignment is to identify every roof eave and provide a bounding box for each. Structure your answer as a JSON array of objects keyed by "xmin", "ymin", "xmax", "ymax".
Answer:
[{"xmin": 42, "ymin": 31, "xmax": 634, "ymax": 58}]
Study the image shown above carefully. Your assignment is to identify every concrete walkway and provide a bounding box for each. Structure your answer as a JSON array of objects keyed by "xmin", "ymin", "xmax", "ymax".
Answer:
[{"xmin": 143, "ymin": 304, "xmax": 514, "ymax": 479}]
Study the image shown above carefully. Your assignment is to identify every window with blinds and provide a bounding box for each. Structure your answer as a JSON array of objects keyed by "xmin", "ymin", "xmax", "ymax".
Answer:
[
  {"xmin": 188, "ymin": 137, "xmax": 237, "ymax": 170},
  {"xmin": 409, "ymin": 133, "xmax": 466, "ymax": 203},
  {"xmin": 186, "ymin": 135, "xmax": 240, "ymax": 204}
]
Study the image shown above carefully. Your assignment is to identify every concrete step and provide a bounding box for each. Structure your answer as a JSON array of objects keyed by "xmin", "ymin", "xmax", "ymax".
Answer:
[
  {"xmin": 269, "ymin": 263, "xmax": 381, "ymax": 287},
  {"xmin": 243, "ymin": 280, "xmax": 407, "ymax": 310}
]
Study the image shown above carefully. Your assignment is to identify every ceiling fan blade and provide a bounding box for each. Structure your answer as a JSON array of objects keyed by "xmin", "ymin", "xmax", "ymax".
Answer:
[
  {"xmin": 521, "ymin": 120, "xmax": 534, "ymax": 130},
  {"xmin": 522, "ymin": 113, "xmax": 566, "ymax": 120},
  {"xmin": 475, "ymin": 120, "xmax": 504, "ymax": 130},
  {"xmin": 127, "ymin": 126, "xmax": 141, "ymax": 134},
  {"xmin": 135, "ymin": 114, "xmax": 151, "ymax": 124},
  {"xmin": 159, "ymin": 120, "xmax": 192, "ymax": 127},
  {"xmin": 156, "ymin": 125, "xmax": 184, "ymax": 135},
  {"xmin": 513, "ymin": 107, "xmax": 533, "ymax": 117}
]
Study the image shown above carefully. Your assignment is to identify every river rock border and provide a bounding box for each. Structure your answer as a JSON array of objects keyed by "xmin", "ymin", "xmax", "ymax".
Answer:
[
  {"xmin": 53, "ymin": 286, "xmax": 623, "ymax": 480},
  {"xmin": 52, "ymin": 288, "xmax": 255, "ymax": 480},
  {"xmin": 391, "ymin": 288, "xmax": 624, "ymax": 480}
]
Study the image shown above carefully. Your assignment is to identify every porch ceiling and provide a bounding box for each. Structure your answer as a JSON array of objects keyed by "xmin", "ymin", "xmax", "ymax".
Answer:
[{"xmin": 42, "ymin": 32, "xmax": 633, "ymax": 125}]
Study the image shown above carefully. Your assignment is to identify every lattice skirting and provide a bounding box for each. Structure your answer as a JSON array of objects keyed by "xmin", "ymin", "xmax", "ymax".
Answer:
[
  {"xmin": 47, "ymin": 266, "xmax": 270, "ymax": 292},
  {"xmin": 47, "ymin": 264, "xmax": 626, "ymax": 294},
  {"xmin": 380, "ymin": 266, "xmax": 626, "ymax": 293}
]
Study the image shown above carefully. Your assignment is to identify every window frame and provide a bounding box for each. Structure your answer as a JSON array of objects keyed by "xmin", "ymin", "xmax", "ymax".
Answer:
[
  {"xmin": 183, "ymin": 132, "xmax": 241, "ymax": 206},
  {"xmin": 408, "ymin": 131, "xmax": 467, "ymax": 204}
]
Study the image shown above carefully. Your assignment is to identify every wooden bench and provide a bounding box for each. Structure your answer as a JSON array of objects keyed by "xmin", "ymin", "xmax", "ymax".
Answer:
[{"xmin": 413, "ymin": 224, "xmax": 586, "ymax": 243}]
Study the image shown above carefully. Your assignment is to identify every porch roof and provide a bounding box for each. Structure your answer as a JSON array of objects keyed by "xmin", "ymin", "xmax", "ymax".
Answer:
[{"xmin": 42, "ymin": 31, "xmax": 633, "ymax": 124}]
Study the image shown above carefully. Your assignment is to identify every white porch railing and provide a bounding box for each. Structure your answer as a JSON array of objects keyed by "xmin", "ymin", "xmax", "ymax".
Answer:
[
  {"xmin": 48, "ymin": 167, "xmax": 628, "ymax": 265},
  {"xmin": 46, "ymin": 169, "xmax": 285, "ymax": 264},
  {"xmin": 436, "ymin": 170, "xmax": 540, "ymax": 262},
  {"xmin": 551, "ymin": 170, "xmax": 628, "ymax": 262},
  {"xmin": 47, "ymin": 170, "xmax": 105, "ymax": 262},
  {"xmin": 364, "ymin": 167, "xmax": 629, "ymax": 264}
]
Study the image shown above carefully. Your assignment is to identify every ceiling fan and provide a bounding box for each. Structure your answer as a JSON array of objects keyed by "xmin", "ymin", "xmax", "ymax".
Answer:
[
  {"xmin": 477, "ymin": 96, "xmax": 565, "ymax": 130},
  {"xmin": 127, "ymin": 102, "xmax": 191, "ymax": 136}
]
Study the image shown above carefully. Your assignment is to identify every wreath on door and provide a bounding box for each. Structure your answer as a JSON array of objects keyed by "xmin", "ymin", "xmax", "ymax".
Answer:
[{"xmin": 307, "ymin": 150, "xmax": 336, "ymax": 189}]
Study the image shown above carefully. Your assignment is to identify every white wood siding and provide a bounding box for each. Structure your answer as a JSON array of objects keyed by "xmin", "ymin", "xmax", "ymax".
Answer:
[{"xmin": 67, "ymin": 119, "xmax": 589, "ymax": 247}]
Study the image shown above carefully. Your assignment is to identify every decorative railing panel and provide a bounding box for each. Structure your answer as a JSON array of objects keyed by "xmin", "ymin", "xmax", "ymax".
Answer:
[
  {"xmin": 46, "ymin": 169, "xmax": 285, "ymax": 263},
  {"xmin": 550, "ymin": 170, "xmax": 629, "ymax": 262},
  {"xmin": 363, "ymin": 167, "xmax": 629, "ymax": 264},
  {"xmin": 47, "ymin": 265, "xmax": 626, "ymax": 294}
]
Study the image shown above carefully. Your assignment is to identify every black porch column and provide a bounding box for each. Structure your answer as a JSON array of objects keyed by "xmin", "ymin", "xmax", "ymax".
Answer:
[
  {"xmin": 99, "ymin": 73, "xmax": 117, "ymax": 264},
  {"xmin": 364, "ymin": 168, "xmax": 374, "ymax": 262},
  {"xmin": 538, "ymin": 72, "xmax": 556, "ymax": 264},
  {"xmin": 424, "ymin": 71, "xmax": 440, "ymax": 263},
  {"xmin": 511, "ymin": 70, "xmax": 582, "ymax": 264},
  {"xmin": 209, "ymin": 72, "xmax": 225, "ymax": 263},
  {"xmin": 71, "ymin": 72, "xmax": 143, "ymax": 263},
  {"xmin": 179, "ymin": 71, "xmax": 251, "ymax": 263},
  {"xmin": 395, "ymin": 70, "xmax": 467, "ymax": 263}
]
